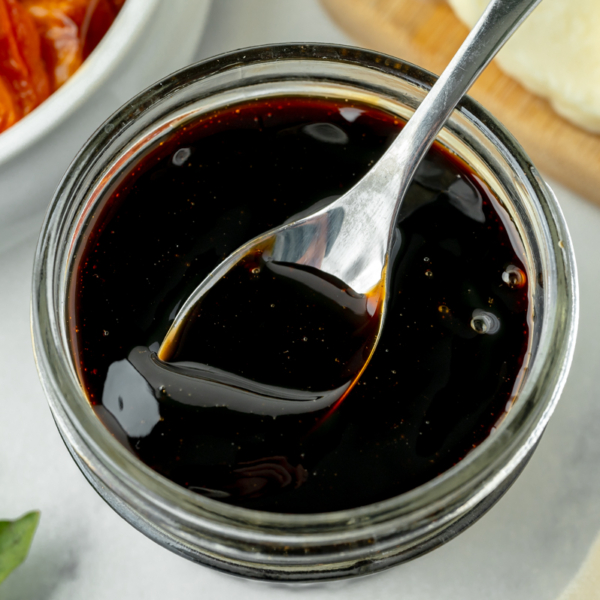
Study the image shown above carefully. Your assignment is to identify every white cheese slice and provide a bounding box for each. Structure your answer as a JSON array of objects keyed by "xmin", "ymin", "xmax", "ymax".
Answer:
[{"xmin": 447, "ymin": 0, "xmax": 600, "ymax": 132}]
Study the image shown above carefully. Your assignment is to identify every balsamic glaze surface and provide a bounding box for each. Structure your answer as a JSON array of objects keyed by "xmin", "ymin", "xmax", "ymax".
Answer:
[{"xmin": 70, "ymin": 97, "xmax": 529, "ymax": 513}]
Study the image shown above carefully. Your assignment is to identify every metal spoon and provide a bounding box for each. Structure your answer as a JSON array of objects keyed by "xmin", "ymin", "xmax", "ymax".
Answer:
[{"xmin": 159, "ymin": 0, "xmax": 542, "ymax": 362}]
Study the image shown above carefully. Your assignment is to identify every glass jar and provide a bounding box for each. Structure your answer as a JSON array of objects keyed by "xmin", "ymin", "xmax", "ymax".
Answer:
[{"xmin": 31, "ymin": 44, "xmax": 578, "ymax": 582}]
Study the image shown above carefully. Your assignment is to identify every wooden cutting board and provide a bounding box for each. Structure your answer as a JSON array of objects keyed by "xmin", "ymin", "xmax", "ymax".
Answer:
[{"xmin": 321, "ymin": 0, "xmax": 600, "ymax": 205}]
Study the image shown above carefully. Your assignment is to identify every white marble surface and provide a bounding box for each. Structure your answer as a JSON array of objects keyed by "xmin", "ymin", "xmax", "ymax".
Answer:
[{"xmin": 1, "ymin": 1, "xmax": 599, "ymax": 599}]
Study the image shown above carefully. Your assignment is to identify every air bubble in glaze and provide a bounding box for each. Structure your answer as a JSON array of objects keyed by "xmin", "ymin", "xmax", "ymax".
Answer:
[
  {"xmin": 470, "ymin": 309, "xmax": 500, "ymax": 335},
  {"xmin": 502, "ymin": 265, "xmax": 526, "ymax": 288},
  {"xmin": 173, "ymin": 148, "xmax": 192, "ymax": 166}
]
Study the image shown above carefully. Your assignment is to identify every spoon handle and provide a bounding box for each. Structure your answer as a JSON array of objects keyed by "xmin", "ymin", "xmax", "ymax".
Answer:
[
  {"xmin": 164, "ymin": 0, "xmax": 545, "ymax": 331},
  {"xmin": 280, "ymin": 0, "xmax": 544, "ymax": 296},
  {"xmin": 385, "ymin": 0, "xmax": 543, "ymax": 200}
]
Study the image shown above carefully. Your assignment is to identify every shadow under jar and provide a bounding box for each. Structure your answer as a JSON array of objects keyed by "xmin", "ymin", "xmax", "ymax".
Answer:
[{"xmin": 32, "ymin": 44, "xmax": 578, "ymax": 581}]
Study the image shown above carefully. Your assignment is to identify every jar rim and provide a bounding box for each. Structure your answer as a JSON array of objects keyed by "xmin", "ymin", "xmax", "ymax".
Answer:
[{"xmin": 32, "ymin": 43, "xmax": 578, "ymax": 543}]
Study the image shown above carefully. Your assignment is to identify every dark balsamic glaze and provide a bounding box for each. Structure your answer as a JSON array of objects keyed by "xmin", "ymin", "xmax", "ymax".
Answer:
[{"xmin": 70, "ymin": 96, "xmax": 530, "ymax": 513}]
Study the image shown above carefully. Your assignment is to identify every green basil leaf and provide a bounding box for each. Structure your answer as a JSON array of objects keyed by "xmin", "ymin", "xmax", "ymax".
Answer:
[{"xmin": 0, "ymin": 511, "xmax": 40, "ymax": 585}]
